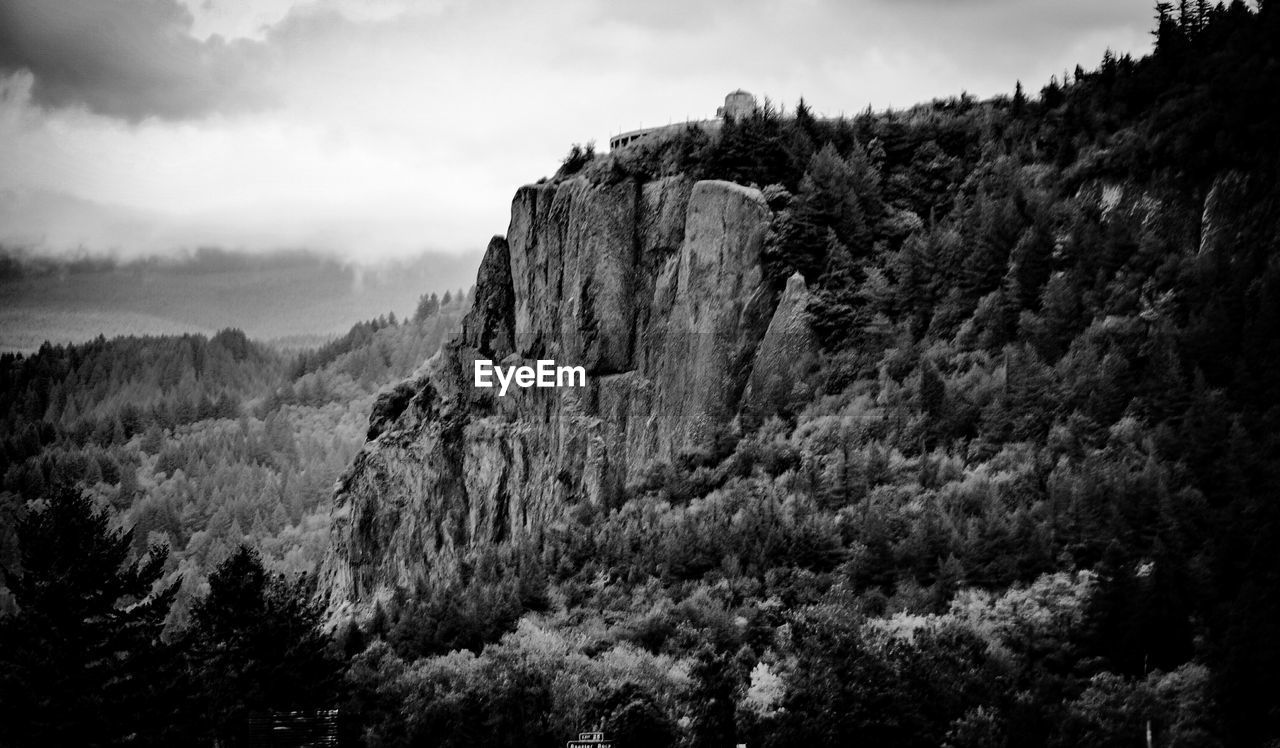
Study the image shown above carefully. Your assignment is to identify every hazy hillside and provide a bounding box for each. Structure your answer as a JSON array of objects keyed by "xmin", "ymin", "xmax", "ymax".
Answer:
[
  {"xmin": 0, "ymin": 248, "xmax": 482, "ymax": 353},
  {"xmin": 0, "ymin": 294, "xmax": 471, "ymax": 625}
]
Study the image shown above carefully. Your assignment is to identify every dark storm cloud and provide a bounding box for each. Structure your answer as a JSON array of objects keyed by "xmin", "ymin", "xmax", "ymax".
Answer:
[{"xmin": 0, "ymin": 0, "xmax": 272, "ymax": 122}]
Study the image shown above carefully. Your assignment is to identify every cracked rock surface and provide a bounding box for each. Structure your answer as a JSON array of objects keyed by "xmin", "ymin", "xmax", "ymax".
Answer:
[{"xmin": 322, "ymin": 176, "xmax": 815, "ymax": 614}]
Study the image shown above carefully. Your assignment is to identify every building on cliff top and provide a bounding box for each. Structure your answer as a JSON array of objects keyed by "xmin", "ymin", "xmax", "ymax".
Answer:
[
  {"xmin": 609, "ymin": 90, "xmax": 758, "ymax": 151},
  {"xmin": 716, "ymin": 89, "xmax": 757, "ymax": 120}
]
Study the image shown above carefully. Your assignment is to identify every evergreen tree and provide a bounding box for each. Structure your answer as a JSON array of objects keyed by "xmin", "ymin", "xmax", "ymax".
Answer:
[
  {"xmin": 413, "ymin": 292, "xmax": 440, "ymax": 323},
  {"xmin": 183, "ymin": 545, "xmax": 341, "ymax": 744},
  {"xmin": 0, "ymin": 484, "xmax": 182, "ymax": 747}
]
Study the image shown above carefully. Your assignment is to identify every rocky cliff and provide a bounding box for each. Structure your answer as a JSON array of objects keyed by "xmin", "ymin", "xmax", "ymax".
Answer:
[{"xmin": 322, "ymin": 176, "xmax": 815, "ymax": 613}]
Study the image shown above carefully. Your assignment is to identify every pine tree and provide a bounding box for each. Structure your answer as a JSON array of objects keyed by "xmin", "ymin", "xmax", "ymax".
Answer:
[
  {"xmin": 920, "ymin": 358, "xmax": 947, "ymax": 419},
  {"xmin": 413, "ymin": 292, "xmax": 440, "ymax": 323},
  {"xmin": 183, "ymin": 545, "xmax": 341, "ymax": 744},
  {"xmin": 807, "ymin": 231, "xmax": 864, "ymax": 349},
  {"xmin": 796, "ymin": 142, "xmax": 880, "ymax": 256},
  {"xmin": 0, "ymin": 484, "xmax": 182, "ymax": 746}
]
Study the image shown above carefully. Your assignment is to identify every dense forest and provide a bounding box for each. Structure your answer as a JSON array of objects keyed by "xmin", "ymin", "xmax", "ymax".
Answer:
[
  {"xmin": 0, "ymin": 294, "xmax": 470, "ymax": 624},
  {"xmin": 3, "ymin": 3, "xmax": 1280, "ymax": 746}
]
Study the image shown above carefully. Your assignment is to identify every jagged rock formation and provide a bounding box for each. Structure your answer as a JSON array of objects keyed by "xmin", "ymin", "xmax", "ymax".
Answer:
[
  {"xmin": 322, "ymin": 176, "xmax": 815, "ymax": 613},
  {"xmin": 742, "ymin": 271, "xmax": 817, "ymax": 425}
]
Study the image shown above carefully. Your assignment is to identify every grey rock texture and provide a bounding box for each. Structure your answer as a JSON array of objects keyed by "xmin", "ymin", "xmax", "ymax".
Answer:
[
  {"xmin": 742, "ymin": 271, "xmax": 817, "ymax": 426},
  {"xmin": 322, "ymin": 176, "xmax": 816, "ymax": 614}
]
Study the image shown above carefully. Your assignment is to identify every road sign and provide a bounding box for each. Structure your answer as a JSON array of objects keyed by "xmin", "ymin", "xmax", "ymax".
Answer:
[{"xmin": 567, "ymin": 731, "xmax": 611, "ymax": 747}]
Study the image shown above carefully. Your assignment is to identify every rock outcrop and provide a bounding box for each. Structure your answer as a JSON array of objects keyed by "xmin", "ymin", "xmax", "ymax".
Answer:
[
  {"xmin": 742, "ymin": 271, "xmax": 817, "ymax": 425},
  {"xmin": 322, "ymin": 176, "xmax": 815, "ymax": 614}
]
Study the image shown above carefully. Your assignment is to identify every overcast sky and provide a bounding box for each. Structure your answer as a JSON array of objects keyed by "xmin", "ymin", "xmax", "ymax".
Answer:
[{"xmin": 0, "ymin": 0, "xmax": 1154, "ymax": 262}]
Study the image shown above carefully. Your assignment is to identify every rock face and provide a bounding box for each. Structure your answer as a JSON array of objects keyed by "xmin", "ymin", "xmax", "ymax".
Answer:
[
  {"xmin": 742, "ymin": 272, "xmax": 817, "ymax": 425},
  {"xmin": 322, "ymin": 176, "xmax": 814, "ymax": 613}
]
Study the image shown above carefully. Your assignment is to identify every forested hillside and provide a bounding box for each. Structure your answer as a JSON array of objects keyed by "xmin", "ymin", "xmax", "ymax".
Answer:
[
  {"xmin": 0, "ymin": 294, "xmax": 470, "ymax": 624},
  {"xmin": 2, "ymin": 3, "xmax": 1279, "ymax": 747},
  {"xmin": 337, "ymin": 4, "xmax": 1280, "ymax": 746}
]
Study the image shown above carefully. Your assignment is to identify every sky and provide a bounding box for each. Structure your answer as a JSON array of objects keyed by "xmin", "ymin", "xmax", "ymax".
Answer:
[{"xmin": 0, "ymin": 0, "xmax": 1155, "ymax": 262}]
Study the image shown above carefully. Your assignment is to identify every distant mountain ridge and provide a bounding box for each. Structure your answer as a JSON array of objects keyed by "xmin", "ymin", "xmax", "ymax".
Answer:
[{"xmin": 0, "ymin": 247, "xmax": 482, "ymax": 353}]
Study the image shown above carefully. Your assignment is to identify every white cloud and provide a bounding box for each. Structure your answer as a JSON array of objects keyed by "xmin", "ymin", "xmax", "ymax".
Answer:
[{"xmin": 0, "ymin": 0, "xmax": 1155, "ymax": 261}]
